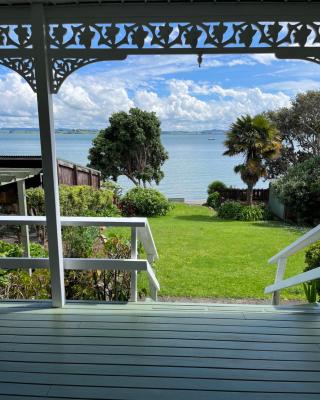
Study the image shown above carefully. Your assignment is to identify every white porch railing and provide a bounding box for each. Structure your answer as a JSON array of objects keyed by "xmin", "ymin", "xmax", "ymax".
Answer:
[
  {"xmin": 265, "ymin": 224, "xmax": 320, "ymax": 305},
  {"xmin": 0, "ymin": 216, "xmax": 160, "ymax": 302}
]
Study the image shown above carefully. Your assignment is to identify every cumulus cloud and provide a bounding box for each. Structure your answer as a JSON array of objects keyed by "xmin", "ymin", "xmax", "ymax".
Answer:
[
  {"xmin": 134, "ymin": 79, "xmax": 290, "ymax": 130},
  {"xmin": 0, "ymin": 64, "xmax": 292, "ymax": 131}
]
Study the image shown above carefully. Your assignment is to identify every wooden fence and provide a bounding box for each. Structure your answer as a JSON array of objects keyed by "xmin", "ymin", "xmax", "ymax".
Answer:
[
  {"xmin": 0, "ymin": 157, "xmax": 101, "ymax": 207},
  {"xmin": 219, "ymin": 188, "xmax": 269, "ymax": 203}
]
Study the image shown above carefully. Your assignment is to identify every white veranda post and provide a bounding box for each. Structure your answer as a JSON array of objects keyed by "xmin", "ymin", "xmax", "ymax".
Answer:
[{"xmin": 32, "ymin": 4, "xmax": 65, "ymax": 307}]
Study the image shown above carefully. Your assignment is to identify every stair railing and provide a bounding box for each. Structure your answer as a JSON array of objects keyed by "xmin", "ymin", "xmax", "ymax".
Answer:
[
  {"xmin": 266, "ymin": 224, "xmax": 320, "ymax": 304},
  {"xmin": 0, "ymin": 215, "xmax": 160, "ymax": 302}
]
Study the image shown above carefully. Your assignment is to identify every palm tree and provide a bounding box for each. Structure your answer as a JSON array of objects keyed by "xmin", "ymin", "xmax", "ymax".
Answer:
[{"xmin": 224, "ymin": 114, "xmax": 281, "ymax": 205}]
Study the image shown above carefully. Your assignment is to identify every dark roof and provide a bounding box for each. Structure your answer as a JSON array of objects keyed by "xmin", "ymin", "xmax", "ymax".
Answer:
[
  {"xmin": 0, "ymin": 0, "xmax": 319, "ymax": 5},
  {"xmin": 0, "ymin": 155, "xmax": 100, "ymax": 175}
]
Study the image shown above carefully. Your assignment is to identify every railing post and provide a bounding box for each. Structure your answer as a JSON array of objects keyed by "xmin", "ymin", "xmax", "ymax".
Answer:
[
  {"xmin": 272, "ymin": 258, "xmax": 287, "ymax": 305},
  {"xmin": 32, "ymin": 4, "xmax": 65, "ymax": 307},
  {"xmin": 130, "ymin": 227, "xmax": 138, "ymax": 302},
  {"xmin": 17, "ymin": 180, "xmax": 31, "ymax": 276}
]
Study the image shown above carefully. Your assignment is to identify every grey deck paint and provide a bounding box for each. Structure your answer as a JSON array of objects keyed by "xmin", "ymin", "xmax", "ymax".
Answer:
[{"xmin": 0, "ymin": 301, "xmax": 319, "ymax": 399}]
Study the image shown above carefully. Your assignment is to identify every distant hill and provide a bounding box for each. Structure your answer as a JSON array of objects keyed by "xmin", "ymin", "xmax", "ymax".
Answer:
[
  {"xmin": 0, "ymin": 128, "xmax": 226, "ymax": 135},
  {"xmin": 161, "ymin": 129, "xmax": 226, "ymax": 135}
]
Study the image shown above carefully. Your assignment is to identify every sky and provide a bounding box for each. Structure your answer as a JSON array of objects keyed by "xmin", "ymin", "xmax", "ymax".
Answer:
[{"xmin": 0, "ymin": 53, "xmax": 320, "ymax": 131}]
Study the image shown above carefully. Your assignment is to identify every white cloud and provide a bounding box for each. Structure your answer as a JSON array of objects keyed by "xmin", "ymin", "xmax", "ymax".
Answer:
[
  {"xmin": 0, "ymin": 66, "xmax": 295, "ymax": 131},
  {"xmin": 249, "ymin": 54, "xmax": 278, "ymax": 65},
  {"xmin": 0, "ymin": 73, "xmax": 37, "ymax": 127},
  {"xmin": 262, "ymin": 79, "xmax": 320, "ymax": 93},
  {"xmin": 134, "ymin": 79, "xmax": 290, "ymax": 130}
]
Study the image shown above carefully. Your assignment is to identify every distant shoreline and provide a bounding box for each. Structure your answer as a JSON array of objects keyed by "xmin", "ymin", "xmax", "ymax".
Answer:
[{"xmin": 0, "ymin": 128, "xmax": 226, "ymax": 136}]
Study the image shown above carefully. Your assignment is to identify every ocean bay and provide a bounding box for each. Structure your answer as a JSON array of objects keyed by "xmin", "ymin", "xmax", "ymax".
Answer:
[{"xmin": 0, "ymin": 132, "xmax": 267, "ymax": 200}]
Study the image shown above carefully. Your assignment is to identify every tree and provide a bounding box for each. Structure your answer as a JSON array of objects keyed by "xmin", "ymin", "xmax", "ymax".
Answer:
[
  {"xmin": 88, "ymin": 108, "xmax": 168, "ymax": 187},
  {"xmin": 273, "ymin": 156, "xmax": 320, "ymax": 225},
  {"xmin": 265, "ymin": 91, "xmax": 320, "ymax": 178},
  {"xmin": 224, "ymin": 114, "xmax": 281, "ymax": 205}
]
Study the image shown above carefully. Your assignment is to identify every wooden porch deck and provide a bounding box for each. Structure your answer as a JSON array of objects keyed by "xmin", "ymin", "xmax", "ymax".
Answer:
[{"xmin": 0, "ymin": 301, "xmax": 320, "ymax": 399}]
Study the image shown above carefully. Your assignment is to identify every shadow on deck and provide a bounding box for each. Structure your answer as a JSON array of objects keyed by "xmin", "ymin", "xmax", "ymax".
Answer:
[{"xmin": 0, "ymin": 301, "xmax": 320, "ymax": 399}]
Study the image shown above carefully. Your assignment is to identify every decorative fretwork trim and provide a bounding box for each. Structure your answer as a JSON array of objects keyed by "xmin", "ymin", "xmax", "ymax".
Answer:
[
  {"xmin": 301, "ymin": 56, "xmax": 320, "ymax": 65},
  {"xmin": 0, "ymin": 25, "xmax": 32, "ymax": 49},
  {"xmin": 0, "ymin": 57, "xmax": 36, "ymax": 91},
  {"xmin": 48, "ymin": 21, "xmax": 320, "ymax": 51},
  {"xmin": 51, "ymin": 57, "xmax": 99, "ymax": 93}
]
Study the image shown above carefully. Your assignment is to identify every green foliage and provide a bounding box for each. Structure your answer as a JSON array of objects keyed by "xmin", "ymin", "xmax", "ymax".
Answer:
[
  {"xmin": 88, "ymin": 108, "xmax": 168, "ymax": 186},
  {"xmin": 265, "ymin": 91, "xmax": 320, "ymax": 178},
  {"xmin": 206, "ymin": 192, "xmax": 221, "ymax": 210},
  {"xmin": 59, "ymin": 185, "xmax": 117, "ymax": 217},
  {"xmin": 26, "ymin": 185, "xmax": 117, "ymax": 217},
  {"xmin": 207, "ymin": 180, "xmax": 227, "ymax": 195},
  {"xmin": 273, "ymin": 156, "xmax": 320, "ymax": 225},
  {"xmin": 224, "ymin": 114, "xmax": 281, "ymax": 204},
  {"xmin": 30, "ymin": 242, "xmax": 48, "ymax": 258},
  {"xmin": 101, "ymin": 180, "xmax": 123, "ymax": 203},
  {"xmin": 238, "ymin": 204, "xmax": 270, "ymax": 222},
  {"xmin": 27, "ymin": 185, "xmax": 118, "ymax": 248},
  {"xmin": 120, "ymin": 187, "xmax": 171, "ymax": 217},
  {"xmin": 63, "ymin": 227, "xmax": 99, "ymax": 258},
  {"xmin": 0, "ymin": 241, "xmax": 50, "ymax": 299},
  {"xmin": 303, "ymin": 281, "xmax": 318, "ymax": 303},
  {"xmin": 0, "ymin": 241, "xmax": 23, "ymax": 257},
  {"xmin": 217, "ymin": 201, "xmax": 270, "ymax": 221},
  {"xmin": 303, "ymin": 242, "xmax": 320, "ymax": 302},
  {"xmin": 217, "ymin": 201, "xmax": 243, "ymax": 219},
  {"xmin": 26, "ymin": 187, "xmax": 46, "ymax": 216},
  {"xmin": 65, "ymin": 233, "xmax": 131, "ymax": 301}
]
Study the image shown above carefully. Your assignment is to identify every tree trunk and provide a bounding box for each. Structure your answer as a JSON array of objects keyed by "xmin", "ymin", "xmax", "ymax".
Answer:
[{"xmin": 247, "ymin": 184, "xmax": 254, "ymax": 206}]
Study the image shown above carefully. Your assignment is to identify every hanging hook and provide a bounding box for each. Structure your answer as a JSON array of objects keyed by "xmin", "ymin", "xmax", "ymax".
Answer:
[{"xmin": 197, "ymin": 53, "xmax": 203, "ymax": 68}]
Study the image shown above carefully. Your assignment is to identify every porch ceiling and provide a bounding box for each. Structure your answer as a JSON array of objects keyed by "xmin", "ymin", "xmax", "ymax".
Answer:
[{"xmin": 0, "ymin": 0, "xmax": 319, "ymax": 5}]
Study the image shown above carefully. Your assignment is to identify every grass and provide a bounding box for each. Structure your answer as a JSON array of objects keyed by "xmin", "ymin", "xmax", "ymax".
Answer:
[{"xmin": 137, "ymin": 203, "xmax": 307, "ymax": 301}]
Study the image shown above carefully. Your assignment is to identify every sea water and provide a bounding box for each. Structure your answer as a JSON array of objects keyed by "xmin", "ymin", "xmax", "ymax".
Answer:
[{"xmin": 0, "ymin": 132, "xmax": 267, "ymax": 200}]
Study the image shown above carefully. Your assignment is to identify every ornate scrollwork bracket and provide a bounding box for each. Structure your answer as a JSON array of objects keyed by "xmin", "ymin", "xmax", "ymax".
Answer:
[
  {"xmin": 0, "ymin": 57, "xmax": 36, "ymax": 91},
  {"xmin": 51, "ymin": 58, "xmax": 99, "ymax": 93}
]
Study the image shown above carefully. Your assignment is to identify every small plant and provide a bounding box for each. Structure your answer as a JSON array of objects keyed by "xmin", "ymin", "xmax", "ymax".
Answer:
[
  {"xmin": 303, "ymin": 242, "xmax": 320, "ymax": 303},
  {"xmin": 238, "ymin": 204, "xmax": 267, "ymax": 221},
  {"xmin": 0, "ymin": 241, "xmax": 50, "ymax": 300},
  {"xmin": 207, "ymin": 180, "xmax": 227, "ymax": 195},
  {"xmin": 120, "ymin": 187, "xmax": 171, "ymax": 217},
  {"xmin": 101, "ymin": 181, "xmax": 123, "ymax": 204},
  {"xmin": 217, "ymin": 201, "xmax": 271, "ymax": 221},
  {"xmin": 0, "ymin": 241, "xmax": 23, "ymax": 257},
  {"xmin": 207, "ymin": 192, "xmax": 221, "ymax": 210},
  {"xmin": 303, "ymin": 281, "xmax": 318, "ymax": 303},
  {"xmin": 217, "ymin": 201, "xmax": 243, "ymax": 219}
]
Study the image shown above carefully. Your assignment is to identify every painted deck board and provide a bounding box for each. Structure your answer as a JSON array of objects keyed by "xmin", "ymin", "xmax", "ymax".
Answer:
[{"xmin": 0, "ymin": 302, "xmax": 319, "ymax": 399}]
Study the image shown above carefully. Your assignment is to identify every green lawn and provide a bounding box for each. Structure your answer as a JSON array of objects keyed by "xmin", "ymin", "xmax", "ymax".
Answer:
[{"xmin": 138, "ymin": 203, "xmax": 307, "ymax": 301}]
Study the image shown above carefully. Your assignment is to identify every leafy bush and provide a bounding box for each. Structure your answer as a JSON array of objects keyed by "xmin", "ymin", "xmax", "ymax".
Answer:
[
  {"xmin": 303, "ymin": 242, "xmax": 320, "ymax": 302},
  {"xmin": 238, "ymin": 204, "xmax": 268, "ymax": 221},
  {"xmin": 120, "ymin": 187, "xmax": 171, "ymax": 217},
  {"xmin": 0, "ymin": 241, "xmax": 23, "ymax": 257},
  {"xmin": 65, "ymin": 233, "xmax": 131, "ymax": 301},
  {"xmin": 27, "ymin": 185, "xmax": 118, "ymax": 217},
  {"xmin": 217, "ymin": 201, "xmax": 243, "ymax": 219},
  {"xmin": 207, "ymin": 192, "xmax": 221, "ymax": 210},
  {"xmin": 101, "ymin": 181, "xmax": 123, "ymax": 203},
  {"xmin": 0, "ymin": 241, "xmax": 50, "ymax": 300},
  {"xmin": 273, "ymin": 156, "xmax": 320, "ymax": 225},
  {"xmin": 29, "ymin": 242, "xmax": 48, "ymax": 258},
  {"xmin": 217, "ymin": 201, "xmax": 270, "ymax": 221},
  {"xmin": 27, "ymin": 185, "xmax": 119, "ymax": 247},
  {"xmin": 0, "ymin": 235, "xmax": 132, "ymax": 302},
  {"xmin": 63, "ymin": 226, "xmax": 99, "ymax": 258},
  {"xmin": 207, "ymin": 180, "xmax": 227, "ymax": 195}
]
